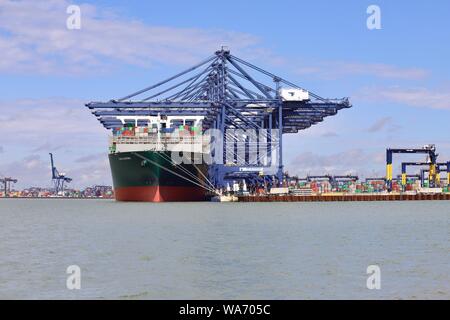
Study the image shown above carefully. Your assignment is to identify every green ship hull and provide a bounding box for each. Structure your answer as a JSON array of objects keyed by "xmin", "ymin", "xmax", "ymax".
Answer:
[{"xmin": 109, "ymin": 151, "xmax": 210, "ymax": 202}]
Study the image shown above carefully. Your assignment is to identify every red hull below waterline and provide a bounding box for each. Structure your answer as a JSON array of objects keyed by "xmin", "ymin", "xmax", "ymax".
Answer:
[{"xmin": 114, "ymin": 186, "xmax": 208, "ymax": 202}]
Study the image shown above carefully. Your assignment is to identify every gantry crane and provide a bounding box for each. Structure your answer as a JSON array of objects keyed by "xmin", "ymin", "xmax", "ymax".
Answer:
[
  {"xmin": 365, "ymin": 177, "xmax": 386, "ymax": 183},
  {"xmin": 396, "ymin": 174, "xmax": 421, "ymax": 181},
  {"xmin": 86, "ymin": 48, "xmax": 351, "ymax": 189},
  {"xmin": 331, "ymin": 175, "xmax": 358, "ymax": 189},
  {"xmin": 401, "ymin": 161, "xmax": 449, "ymax": 189},
  {"xmin": 386, "ymin": 145, "xmax": 438, "ymax": 192},
  {"xmin": 306, "ymin": 174, "xmax": 357, "ymax": 189},
  {"xmin": 0, "ymin": 177, "xmax": 18, "ymax": 197},
  {"xmin": 49, "ymin": 153, "xmax": 72, "ymax": 194},
  {"xmin": 306, "ymin": 175, "xmax": 333, "ymax": 182},
  {"xmin": 288, "ymin": 175, "xmax": 308, "ymax": 185},
  {"xmin": 415, "ymin": 162, "xmax": 450, "ymax": 188}
]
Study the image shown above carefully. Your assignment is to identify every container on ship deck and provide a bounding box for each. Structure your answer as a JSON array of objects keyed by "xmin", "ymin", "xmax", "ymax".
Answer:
[{"xmin": 122, "ymin": 130, "xmax": 134, "ymax": 136}]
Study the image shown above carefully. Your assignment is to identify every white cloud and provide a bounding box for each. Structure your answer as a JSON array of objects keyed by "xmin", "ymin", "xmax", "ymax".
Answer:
[
  {"xmin": 23, "ymin": 154, "xmax": 41, "ymax": 169},
  {"xmin": 0, "ymin": 151, "xmax": 111, "ymax": 189},
  {"xmin": 0, "ymin": 154, "xmax": 50, "ymax": 187},
  {"xmin": 71, "ymin": 156, "xmax": 111, "ymax": 187},
  {"xmin": 0, "ymin": 97, "xmax": 106, "ymax": 143},
  {"xmin": 296, "ymin": 61, "xmax": 429, "ymax": 80},
  {"xmin": 320, "ymin": 131, "xmax": 339, "ymax": 137},
  {"xmin": 0, "ymin": 0, "xmax": 261, "ymax": 74},
  {"xmin": 288, "ymin": 149, "xmax": 385, "ymax": 178},
  {"xmin": 356, "ymin": 86, "xmax": 450, "ymax": 110},
  {"xmin": 32, "ymin": 142, "xmax": 64, "ymax": 153},
  {"xmin": 0, "ymin": 97, "xmax": 114, "ymax": 187},
  {"xmin": 367, "ymin": 117, "xmax": 391, "ymax": 132},
  {"xmin": 75, "ymin": 152, "xmax": 107, "ymax": 163},
  {"xmin": 367, "ymin": 116, "xmax": 401, "ymax": 133}
]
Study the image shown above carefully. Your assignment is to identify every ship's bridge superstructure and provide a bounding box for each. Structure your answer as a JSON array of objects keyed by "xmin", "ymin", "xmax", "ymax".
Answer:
[{"xmin": 86, "ymin": 48, "xmax": 351, "ymax": 188}]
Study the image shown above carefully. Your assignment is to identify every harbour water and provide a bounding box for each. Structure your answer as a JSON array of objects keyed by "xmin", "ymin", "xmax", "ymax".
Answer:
[{"xmin": 0, "ymin": 199, "xmax": 448, "ymax": 299}]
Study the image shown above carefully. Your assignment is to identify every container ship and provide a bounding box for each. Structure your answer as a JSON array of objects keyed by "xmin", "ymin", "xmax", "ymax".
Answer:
[
  {"xmin": 86, "ymin": 49, "xmax": 353, "ymax": 202},
  {"xmin": 108, "ymin": 115, "xmax": 212, "ymax": 202}
]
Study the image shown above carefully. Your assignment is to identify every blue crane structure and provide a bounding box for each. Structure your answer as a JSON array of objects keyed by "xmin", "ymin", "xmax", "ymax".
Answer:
[
  {"xmin": 332, "ymin": 175, "xmax": 358, "ymax": 185},
  {"xmin": 0, "ymin": 177, "xmax": 18, "ymax": 197},
  {"xmin": 331, "ymin": 175, "xmax": 358, "ymax": 190},
  {"xmin": 386, "ymin": 145, "xmax": 438, "ymax": 192},
  {"xmin": 365, "ymin": 177, "xmax": 386, "ymax": 182},
  {"xmin": 288, "ymin": 175, "xmax": 309, "ymax": 185},
  {"xmin": 400, "ymin": 161, "xmax": 450, "ymax": 190},
  {"xmin": 86, "ymin": 48, "xmax": 351, "ymax": 189},
  {"xmin": 418, "ymin": 168, "xmax": 449, "ymax": 187},
  {"xmin": 415, "ymin": 163, "xmax": 449, "ymax": 188},
  {"xmin": 49, "ymin": 153, "xmax": 72, "ymax": 194},
  {"xmin": 396, "ymin": 173, "xmax": 421, "ymax": 181},
  {"xmin": 306, "ymin": 175, "xmax": 333, "ymax": 182},
  {"xmin": 419, "ymin": 168, "xmax": 440, "ymax": 187}
]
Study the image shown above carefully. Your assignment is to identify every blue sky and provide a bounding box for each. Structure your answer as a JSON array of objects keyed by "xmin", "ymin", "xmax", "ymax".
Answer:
[{"xmin": 0, "ymin": 0, "xmax": 449, "ymax": 188}]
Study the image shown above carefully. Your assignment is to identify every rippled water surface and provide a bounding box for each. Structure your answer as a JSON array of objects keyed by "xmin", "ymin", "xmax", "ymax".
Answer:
[{"xmin": 0, "ymin": 199, "xmax": 448, "ymax": 299}]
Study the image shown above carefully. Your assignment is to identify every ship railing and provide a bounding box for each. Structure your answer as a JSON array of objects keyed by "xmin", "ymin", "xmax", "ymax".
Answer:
[
  {"xmin": 111, "ymin": 136, "xmax": 208, "ymax": 145},
  {"xmin": 109, "ymin": 135, "xmax": 212, "ymax": 154}
]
